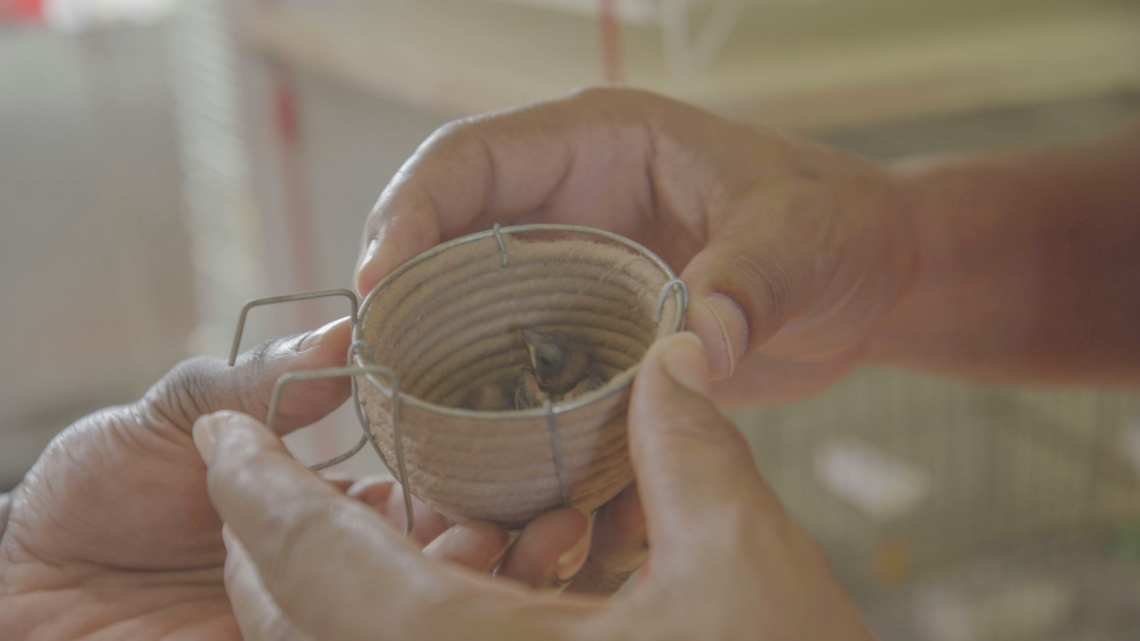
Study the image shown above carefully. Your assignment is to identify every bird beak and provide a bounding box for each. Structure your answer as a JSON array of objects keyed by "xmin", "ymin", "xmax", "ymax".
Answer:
[{"xmin": 520, "ymin": 330, "xmax": 538, "ymax": 369}]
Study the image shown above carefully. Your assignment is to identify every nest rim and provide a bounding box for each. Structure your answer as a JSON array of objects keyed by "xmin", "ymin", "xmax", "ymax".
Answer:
[{"xmin": 350, "ymin": 223, "xmax": 685, "ymax": 421}]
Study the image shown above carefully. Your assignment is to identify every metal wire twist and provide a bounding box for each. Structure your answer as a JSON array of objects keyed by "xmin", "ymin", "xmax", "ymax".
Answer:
[
  {"xmin": 544, "ymin": 399, "xmax": 571, "ymax": 507},
  {"xmin": 655, "ymin": 278, "xmax": 689, "ymax": 325},
  {"xmin": 492, "ymin": 222, "xmax": 510, "ymax": 266}
]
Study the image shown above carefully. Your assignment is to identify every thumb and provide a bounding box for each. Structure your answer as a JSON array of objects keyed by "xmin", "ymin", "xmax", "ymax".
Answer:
[
  {"xmin": 141, "ymin": 317, "xmax": 354, "ymax": 435},
  {"xmin": 628, "ymin": 333, "xmax": 783, "ymax": 559},
  {"xmin": 681, "ymin": 239, "xmax": 794, "ymax": 381}
]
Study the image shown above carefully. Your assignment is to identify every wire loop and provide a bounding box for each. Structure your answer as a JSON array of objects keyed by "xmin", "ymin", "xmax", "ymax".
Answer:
[{"xmin": 655, "ymin": 278, "xmax": 689, "ymax": 325}]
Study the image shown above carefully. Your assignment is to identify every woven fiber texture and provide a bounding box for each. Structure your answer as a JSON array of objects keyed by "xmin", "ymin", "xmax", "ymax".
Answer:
[{"xmin": 355, "ymin": 231, "xmax": 682, "ymax": 527}]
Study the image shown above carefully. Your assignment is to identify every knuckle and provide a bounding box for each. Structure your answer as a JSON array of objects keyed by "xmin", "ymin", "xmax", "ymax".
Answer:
[
  {"xmin": 232, "ymin": 335, "xmax": 307, "ymax": 414},
  {"xmin": 729, "ymin": 251, "xmax": 792, "ymax": 332},
  {"xmin": 243, "ymin": 336, "xmax": 284, "ymax": 371},
  {"xmin": 143, "ymin": 355, "xmax": 226, "ymax": 427},
  {"xmin": 229, "ymin": 348, "xmax": 277, "ymax": 421},
  {"xmin": 413, "ymin": 118, "xmax": 495, "ymax": 179},
  {"xmin": 424, "ymin": 117, "xmax": 481, "ymax": 152}
]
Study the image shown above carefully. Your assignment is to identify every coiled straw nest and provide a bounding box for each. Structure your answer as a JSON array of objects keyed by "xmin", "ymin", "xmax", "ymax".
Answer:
[{"xmin": 242, "ymin": 224, "xmax": 687, "ymax": 530}]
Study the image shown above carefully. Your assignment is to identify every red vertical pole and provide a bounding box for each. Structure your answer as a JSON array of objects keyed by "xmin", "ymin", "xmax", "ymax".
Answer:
[
  {"xmin": 258, "ymin": 0, "xmax": 319, "ymax": 328},
  {"xmin": 268, "ymin": 62, "xmax": 337, "ymax": 463},
  {"xmin": 258, "ymin": 0, "xmax": 328, "ymax": 459},
  {"xmin": 270, "ymin": 62, "xmax": 321, "ymax": 330},
  {"xmin": 598, "ymin": 0, "xmax": 624, "ymax": 83}
]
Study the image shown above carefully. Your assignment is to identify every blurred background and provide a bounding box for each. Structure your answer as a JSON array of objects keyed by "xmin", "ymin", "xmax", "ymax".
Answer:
[{"xmin": 2, "ymin": 0, "xmax": 1140, "ymax": 638}]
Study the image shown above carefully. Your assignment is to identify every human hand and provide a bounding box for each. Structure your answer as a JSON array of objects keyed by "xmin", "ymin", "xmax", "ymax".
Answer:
[
  {"xmin": 200, "ymin": 332, "xmax": 876, "ymax": 641},
  {"xmin": 353, "ymin": 87, "xmax": 915, "ymax": 595},
  {"xmin": 0, "ymin": 319, "xmax": 594, "ymax": 640},
  {"xmin": 355, "ymin": 87, "xmax": 917, "ymax": 408}
]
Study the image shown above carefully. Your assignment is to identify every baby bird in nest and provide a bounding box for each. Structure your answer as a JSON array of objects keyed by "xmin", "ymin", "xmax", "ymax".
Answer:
[
  {"xmin": 514, "ymin": 329, "xmax": 606, "ymax": 409},
  {"xmin": 464, "ymin": 382, "xmax": 509, "ymax": 411}
]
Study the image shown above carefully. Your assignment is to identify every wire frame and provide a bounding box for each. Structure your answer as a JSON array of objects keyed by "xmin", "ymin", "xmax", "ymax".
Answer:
[{"xmin": 229, "ymin": 224, "xmax": 689, "ymax": 536}]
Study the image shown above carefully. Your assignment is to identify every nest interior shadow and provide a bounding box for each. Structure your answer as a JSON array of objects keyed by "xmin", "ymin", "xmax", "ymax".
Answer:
[{"xmin": 353, "ymin": 226, "xmax": 684, "ymax": 527}]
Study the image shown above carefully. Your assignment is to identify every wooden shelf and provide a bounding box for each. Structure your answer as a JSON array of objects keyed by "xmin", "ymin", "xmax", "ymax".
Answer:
[{"xmin": 239, "ymin": 0, "xmax": 1140, "ymax": 130}]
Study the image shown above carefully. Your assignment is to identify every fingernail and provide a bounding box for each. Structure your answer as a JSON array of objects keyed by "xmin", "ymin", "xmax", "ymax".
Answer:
[
  {"xmin": 221, "ymin": 523, "xmax": 236, "ymax": 549},
  {"xmin": 487, "ymin": 537, "xmax": 511, "ymax": 571},
  {"xmin": 192, "ymin": 414, "xmax": 221, "ymax": 462},
  {"xmin": 658, "ymin": 332, "xmax": 711, "ymax": 396},
  {"xmin": 355, "ymin": 238, "xmax": 380, "ymax": 295},
  {"xmin": 687, "ymin": 295, "xmax": 748, "ymax": 380},
  {"xmin": 554, "ymin": 515, "xmax": 593, "ymax": 583},
  {"xmin": 358, "ymin": 238, "xmax": 380, "ymax": 273},
  {"xmin": 299, "ymin": 316, "xmax": 350, "ymax": 351}
]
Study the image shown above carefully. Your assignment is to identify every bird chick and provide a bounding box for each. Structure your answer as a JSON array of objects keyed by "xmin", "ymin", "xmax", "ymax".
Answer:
[
  {"xmin": 514, "ymin": 329, "xmax": 606, "ymax": 409},
  {"xmin": 464, "ymin": 382, "xmax": 510, "ymax": 411}
]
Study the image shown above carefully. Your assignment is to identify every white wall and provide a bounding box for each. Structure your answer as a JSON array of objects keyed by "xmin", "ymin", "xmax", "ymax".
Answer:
[{"xmin": 0, "ymin": 25, "xmax": 196, "ymax": 487}]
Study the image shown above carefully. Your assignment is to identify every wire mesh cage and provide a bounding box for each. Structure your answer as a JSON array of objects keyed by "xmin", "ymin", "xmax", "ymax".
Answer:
[{"xmin": 732, "ymin": 369, "xmax": 1140, "ymax": 641}]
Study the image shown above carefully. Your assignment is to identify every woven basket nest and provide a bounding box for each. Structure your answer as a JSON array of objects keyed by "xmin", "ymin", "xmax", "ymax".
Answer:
[{"xmin": 352, "ymin": 225, "xmax": 685, "ymax": 528}]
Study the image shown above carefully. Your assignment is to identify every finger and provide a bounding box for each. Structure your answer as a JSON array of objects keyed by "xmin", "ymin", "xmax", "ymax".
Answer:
[
  {"xmin": 322, "ymin": 473, "xmax": 358, "ymax": 493},
  {"xmin": 224, "ymin": 525, "xmax": 314, "ymax": 641},
  {"xmin": 498, "ymin": 508, "xmax": 591, "ymax": 590},
  {"xmin": 348, "ymin": 477, "xmax": 510, "ymax": 572},
  {"xmin": 347, "ymin": 476, "xmax": 449, "ymax": 546},
  {"xmin": 680, "ymin": 207, "xmax": 881, "ymax": 382},
  {"xmin": 196, "ymin": 411, "xmax": 570, "ymax": 640},
  {"xmin": 345, "ymin": 475, "xmax": 395, "ymax": 509},
  {"xmin": 197, "ymin": 410, "xmax": 438, "ymax": 639},
  {"xmin": 143, "ymin": 317, "xmax": 353, "ymax": 435},
  {"xmin": 355, "ymin": 87, "xmax": 663, "ymax": 295},
  {"xmin": 681, "ymin": 232, "xmax": 792, "ymax": 382},
  {"xmin": 565, "ymin": 483, "xmax": 647, "ymax": 595},
  {"xmin": 423, "ymin": 521, "xmax": 510, "ymax": 575},
  {"xmin": 627, "ymin": 333, "xmax": 784, "ymax": 563}
]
